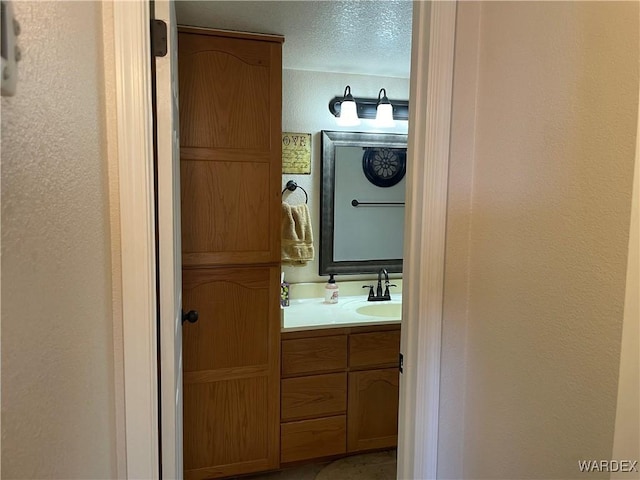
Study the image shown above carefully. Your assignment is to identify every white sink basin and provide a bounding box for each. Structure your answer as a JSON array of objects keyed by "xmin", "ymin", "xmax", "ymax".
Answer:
[{"xmin": 356, "ymin": 303, "xmax": 402, "ymax": 318}]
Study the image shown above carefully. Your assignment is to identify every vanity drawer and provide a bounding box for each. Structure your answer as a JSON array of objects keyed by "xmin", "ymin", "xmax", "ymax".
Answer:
[
  {"xmin": 280, "ymin": 415, "xmax": 347, "ymax": 464},
  {"xmin": 281, "ymin": 373, "xmax": 347, "ymax": 421},
  {"xmin": 282, "ymin": 335, "xmax": 347, "ymax": 377},
  {"xmin": 349, "ymin": 331, "xmax": 401, "ymax": 369}
]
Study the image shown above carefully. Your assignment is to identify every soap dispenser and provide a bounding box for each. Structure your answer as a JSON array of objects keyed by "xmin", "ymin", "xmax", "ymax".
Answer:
[{"xmin": 324, "ymin": 274, "xmax": 339, "ymax": 304}]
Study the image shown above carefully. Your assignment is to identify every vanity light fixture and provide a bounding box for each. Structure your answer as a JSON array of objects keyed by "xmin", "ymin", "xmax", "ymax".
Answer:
[
  {"xmin": 335, "ymin": 85, "xmax": 360, "ymax": 126},
  {"xmin": 329, "ymin": 85, "xmax": 409, "ymax": 124},
  {"xmin": 375, "ymin": 88, "xmax": 395, "ymax": 127}
]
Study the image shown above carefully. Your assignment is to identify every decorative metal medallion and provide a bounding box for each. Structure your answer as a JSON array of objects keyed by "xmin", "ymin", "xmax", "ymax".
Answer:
[{"xmin": 362, "ymin": 147, "xmax": 407, "ymax": 187}]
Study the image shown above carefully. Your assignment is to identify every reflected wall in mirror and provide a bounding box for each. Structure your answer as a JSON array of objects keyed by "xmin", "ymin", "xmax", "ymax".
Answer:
[{"xmin": 320, "ymin": 130, "xmax": 407, "ymax": 275}]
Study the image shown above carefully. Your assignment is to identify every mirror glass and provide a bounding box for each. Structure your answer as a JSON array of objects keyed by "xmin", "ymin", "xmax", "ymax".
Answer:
[{"xmin": 320, "ymin": 130, "xmax": 407, "ymax": 275}]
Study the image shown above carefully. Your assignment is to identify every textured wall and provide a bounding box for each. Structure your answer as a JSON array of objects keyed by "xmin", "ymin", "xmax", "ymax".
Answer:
[
  {"xmin": 281, "ymin": 69, "xmax": 408, "ymax": 284},
  {"xmin": 441, "ymin": 2, "xmax": 638, "ymax": 479},
  {"xmin": 1, "ymin": 2, "xmax": 116, "ymax": 478}
]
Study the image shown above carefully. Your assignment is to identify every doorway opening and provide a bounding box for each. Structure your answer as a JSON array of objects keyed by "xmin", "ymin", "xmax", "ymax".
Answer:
[{"xmin": 112, "ymin": 2, "xmax": 456, "ymax": 479}]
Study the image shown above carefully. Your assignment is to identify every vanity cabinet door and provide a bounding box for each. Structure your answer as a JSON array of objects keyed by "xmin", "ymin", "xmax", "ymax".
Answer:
[
  {"xmin": 182, "ymin": 266, "xmax": 280, "ymax": 479},
  {"xmin": 347, "ymin": 368, "xmax": 400, "ymax": 453}
]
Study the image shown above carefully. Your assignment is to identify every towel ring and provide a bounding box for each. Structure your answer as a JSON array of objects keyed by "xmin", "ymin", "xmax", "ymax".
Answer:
[{"xmin": 282, "ymin": 180, "xmax": 309, "ymax": 204}]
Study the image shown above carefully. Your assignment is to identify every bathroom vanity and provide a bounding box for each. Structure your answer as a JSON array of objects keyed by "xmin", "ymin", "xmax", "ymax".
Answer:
[{"xmin": 279, "ymin": 291, "xmax": 401, "ymax": 466}]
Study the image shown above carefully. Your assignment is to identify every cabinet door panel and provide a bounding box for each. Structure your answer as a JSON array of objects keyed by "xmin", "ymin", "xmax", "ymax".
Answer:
[
  {"xmin": 184, "ymin": 378, "xmax": 271, "ymax": 479},
  {"xmin": 182, "ymin": 266, "xmax": 280, "ymax": 478},
  {"xmin": 347, "ymin": 368, "xmax": 399, "ymax": 453},
  {"xmin": 178, "ymin": 33, "xmax": 272, "ymax": 149},
  {"xmin": 181, "ymin": 160, "xmax": 271, "ymax": 263},
  {"xmin": 182, "ymin": 267, "xmax": 274, "ymax": 372}
]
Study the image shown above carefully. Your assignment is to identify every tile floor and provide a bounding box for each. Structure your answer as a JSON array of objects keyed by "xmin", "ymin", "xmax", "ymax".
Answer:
[{"xmin": 239, "ymin": 450, "xmax": 397, "ymax": 480}]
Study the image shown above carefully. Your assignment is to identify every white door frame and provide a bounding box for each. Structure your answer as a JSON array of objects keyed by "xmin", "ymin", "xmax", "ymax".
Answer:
[
  {"xmin": 109, "ymin": 1, "xmax": 457, "ymax": 478},
  {"xmin": 154, "ymin": 0, "xmax": 184, "ymax": 478},
  {"xmin": 397, "ymin": 2, "xmax": 457, "ymax": 479},
  {"xmin": 112, "ymin": 1, "xmax": 159, "ymax": 478}
]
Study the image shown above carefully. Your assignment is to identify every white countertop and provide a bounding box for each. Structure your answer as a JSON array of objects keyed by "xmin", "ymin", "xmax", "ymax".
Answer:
[{"xmin": 282, "ymin": 294, "xmax": 402, "ymax": 332}]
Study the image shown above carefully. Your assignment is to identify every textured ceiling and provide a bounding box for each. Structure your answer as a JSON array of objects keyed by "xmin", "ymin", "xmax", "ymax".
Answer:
[{"xmin": 175, "ymin": 0, "xmax": 413, "ymax": 79}]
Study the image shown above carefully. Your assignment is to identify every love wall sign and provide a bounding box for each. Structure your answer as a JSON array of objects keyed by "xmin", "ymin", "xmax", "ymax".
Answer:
[{"xmin": 282, "ymin": 132, "xmax": 311, "ymax": 174}]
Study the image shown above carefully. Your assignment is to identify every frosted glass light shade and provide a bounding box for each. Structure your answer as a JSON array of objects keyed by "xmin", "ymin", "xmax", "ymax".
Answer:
[
  {"xmin": 375, "ymin": 102, "xmax": 395, "ymax": 127},
  {"xmin": 337, "ymin": 99, "xmax": 360, "ymax": 126}
]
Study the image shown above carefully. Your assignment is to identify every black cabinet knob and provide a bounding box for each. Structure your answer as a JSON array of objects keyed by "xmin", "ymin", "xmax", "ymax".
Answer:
[{"xmin": 182, "ymin": 310, "xmax": 199, "ymax": 325}]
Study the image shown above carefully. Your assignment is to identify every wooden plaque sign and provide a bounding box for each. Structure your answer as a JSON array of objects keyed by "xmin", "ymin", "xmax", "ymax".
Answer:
[{"xmin": 282, "ymin": 132, "xmax": 311, "ymax": 174}]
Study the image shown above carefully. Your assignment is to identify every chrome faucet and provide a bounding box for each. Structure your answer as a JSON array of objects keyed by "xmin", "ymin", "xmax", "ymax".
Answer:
[{"xmin": 362, "ymin": 268, "xmax": 397, "ymax": 301}]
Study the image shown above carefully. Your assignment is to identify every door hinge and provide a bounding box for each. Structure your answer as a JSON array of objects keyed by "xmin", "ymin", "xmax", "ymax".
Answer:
[
  {"xmin": 399, "ymin": 353, "xmax": 403, "ymax": 374},
  {"xmin": 151, "ymin": 19, "xmax": 167, "ymax": 57}
]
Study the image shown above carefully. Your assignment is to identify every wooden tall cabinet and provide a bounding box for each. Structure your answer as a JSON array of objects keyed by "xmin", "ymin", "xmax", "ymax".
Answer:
[{"xmin": 178, "ymin": 27, "xmax": 284, "ymax": 480}]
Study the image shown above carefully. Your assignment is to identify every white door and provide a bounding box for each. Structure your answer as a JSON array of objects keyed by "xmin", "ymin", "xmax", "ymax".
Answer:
[{"xmin": 155, "ymin": 1, "xmax": 183, "ymax": 478}]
